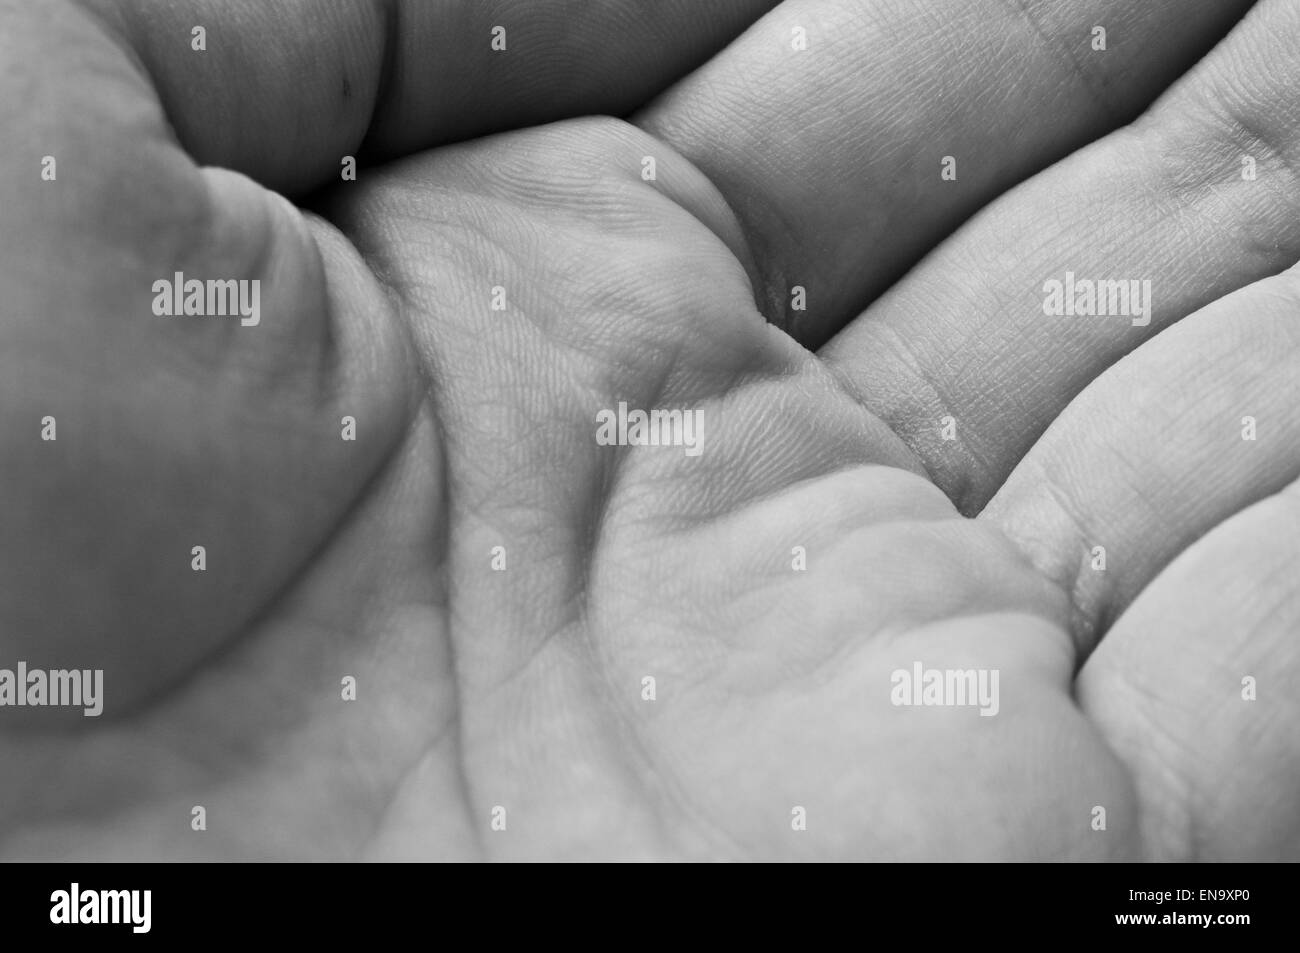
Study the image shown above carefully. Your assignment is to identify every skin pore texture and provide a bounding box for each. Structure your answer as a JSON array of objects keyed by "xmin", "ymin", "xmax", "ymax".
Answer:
[{"xmin": 0, "ymin": 0, "xmax": 1297, "ymax": 860}]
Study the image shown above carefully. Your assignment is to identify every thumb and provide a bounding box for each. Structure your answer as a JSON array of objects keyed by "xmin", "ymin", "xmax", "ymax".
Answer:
[{"xmin": 0, "ymin": 0, "xmax": 415, "ymax": 716}]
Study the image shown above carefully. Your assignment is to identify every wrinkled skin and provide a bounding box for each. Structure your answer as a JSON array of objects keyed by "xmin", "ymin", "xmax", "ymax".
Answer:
[{"xmin": 2, "ymin": 0, "xmax": 1298, "ymax": 860}]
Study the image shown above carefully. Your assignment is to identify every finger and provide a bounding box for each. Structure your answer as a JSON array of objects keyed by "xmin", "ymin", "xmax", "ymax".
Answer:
[
  {"xmin": 981, "ymin": 262, "xmax": 1300, "ymax": 655},
  {"xmin": 823, "ymin": 0, "xmax": 1300, "ymax": 512},
  {"xmin": 87, "ymin": 0, "xmax": 778, "ymax": 194},
  {"xmin": 635, "ymin": 0, "xmax": 1255, "ymax": 347},
  {"xmin": 1077, "ymin": 474, "xmax": 1300, "ymax": 860},
  {"xmin": 0, "ymin": 1, "xmax": 418, "ymax": 712}
]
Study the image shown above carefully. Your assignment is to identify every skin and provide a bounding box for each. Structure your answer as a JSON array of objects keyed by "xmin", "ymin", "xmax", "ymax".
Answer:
[{"xmin": 0, "ymin": 0, "xmax": 1297, "ymax": 860}]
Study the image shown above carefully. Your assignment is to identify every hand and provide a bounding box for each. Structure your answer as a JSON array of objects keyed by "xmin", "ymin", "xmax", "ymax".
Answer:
[{"xmin": 2, "ymin": 0, "xmax": 1296, "ymax": 861}]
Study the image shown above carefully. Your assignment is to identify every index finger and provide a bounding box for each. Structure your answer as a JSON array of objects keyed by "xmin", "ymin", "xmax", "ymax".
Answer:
[{"xmin": 84, "ymin": 0, "xmax": 778, "ymax": 194}]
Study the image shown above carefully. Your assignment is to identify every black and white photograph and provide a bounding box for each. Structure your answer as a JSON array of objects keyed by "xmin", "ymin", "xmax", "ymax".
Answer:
[{"xmin": 0, "ymin": 0, "xmax": 1294, "ymax": 909}]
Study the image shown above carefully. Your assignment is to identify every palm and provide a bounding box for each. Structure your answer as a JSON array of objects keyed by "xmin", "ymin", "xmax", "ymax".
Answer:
[{"xmin": 4, "ymin": 0, "xmax": 1298, "ymax": 861}]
